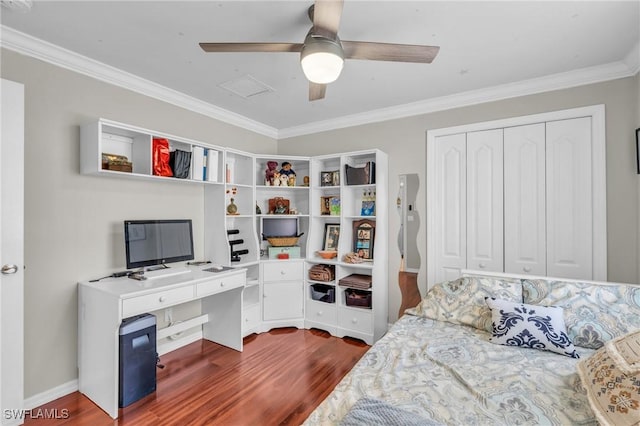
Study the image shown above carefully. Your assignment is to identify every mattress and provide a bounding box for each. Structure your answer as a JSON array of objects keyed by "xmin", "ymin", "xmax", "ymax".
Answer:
[{"xmin": 304, "ymin": 314, "xmax": 597, "ymax": 425}]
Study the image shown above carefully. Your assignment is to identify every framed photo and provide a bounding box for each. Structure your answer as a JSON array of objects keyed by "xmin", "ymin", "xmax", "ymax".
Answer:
[
  {"xmin": 332, "ymin": 170, "xmax": 340, "ymax": 186},
  {"xmin": 636, "ymin": 127, "xmax": 640, "ymax": 174},
  {"xmin": 353, "ymin": 219, "xmax": 375, "ymax": 261},
  {"xmin": 323, "ymin": 224, "xmax": 340, "ymax": 251},
  {"xmin": 268, "ymin": 197, "xmax": 290, "ymax": 214},
  {"xmin": 320, "ymin": 196, "xmax": 340, "ymax": 215},
  {"xmin": 361, "ymin": 199, "xmax": 375, "ymax": 216},
  {"xmin": 321, "ymin": 171, "xmax": 334, "ymax": 186},
  {"xmin": 321, "ymin": 170, "xmax": 340, "ymax": 186}
]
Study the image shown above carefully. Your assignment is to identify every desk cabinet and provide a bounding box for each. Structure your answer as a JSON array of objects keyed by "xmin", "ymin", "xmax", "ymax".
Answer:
[{"xmin": 78, "ymin": 267, "xmax": 245, "ymax": 419}]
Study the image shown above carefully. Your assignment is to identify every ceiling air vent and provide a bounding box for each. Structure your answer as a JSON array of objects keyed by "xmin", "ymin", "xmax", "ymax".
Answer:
[{"xmin": 218, "ymin": 75, "xmax": 274, "ymax": 99}]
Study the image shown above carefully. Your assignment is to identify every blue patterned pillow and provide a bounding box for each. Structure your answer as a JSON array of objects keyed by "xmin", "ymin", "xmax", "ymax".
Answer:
[{"xmin": 486, "ymin": 297, "xmax": 579, "ymax": 358}]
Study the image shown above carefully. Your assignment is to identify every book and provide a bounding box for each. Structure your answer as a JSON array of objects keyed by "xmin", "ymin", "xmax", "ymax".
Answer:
[
  {"xmin": 206, "ymin": 149, "xmax": 219, "ymax": 182},
  {"xmin": 192, "ymin": 146, "xmax": 204, "ymax": 181}
]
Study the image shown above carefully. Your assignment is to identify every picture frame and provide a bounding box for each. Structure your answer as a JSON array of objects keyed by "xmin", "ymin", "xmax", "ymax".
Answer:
[
  {"xmin": 636, "ymin": 127, "xmax": 640, "ymax": 175},
  {"xmin": 321, "ymin": 171, "xmax": 334, "ymax": 186},
  {"xmin": 268, "ymin": 197, "xmax": 290, "ymax": 214},
  {"xmin": 361, "ymin": 198, "xmax": 375, "ymax": 216},
  {"xmin": 352, "ymin": 219, "xmax": 375, "ymax": 261},
  {"xmin": 321, "ymin": 170, "xmax": 340, "ymax": 187},
  {"xmin": 320, "ymin": 196, "xmax": 340, "ymax": 215},
  {"xmin": 323, "ymin": 224, "xmax": 340, "ymax": 251}
]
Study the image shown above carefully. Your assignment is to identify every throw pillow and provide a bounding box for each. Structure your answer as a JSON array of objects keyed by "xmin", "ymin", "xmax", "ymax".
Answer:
[
  {"xmin": 577, "ymin": 329, "xmax": 640, "ymax": 426},
  {"xmin": 406, "ymin": 276, "xmax": 522, "ymax": 332},
  {"xmin": 522, "ymin": 279, "xmax": 640, "ymax": 349},
  {"xmin": 486, "ymin": 297, "xmax": 579, "ymax": 358}
]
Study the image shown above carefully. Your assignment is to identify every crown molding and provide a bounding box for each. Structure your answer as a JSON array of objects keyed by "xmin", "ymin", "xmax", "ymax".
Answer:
[
  {"xmin": 278, "ymin": 58, "xmax": 638, "ymax": 139},
  {"xmin": 0, "ymin": 26, "xmax": 279, "ymax": 139},
  {"xmin": 1, "ymin": 25, "xmax": 637, "ymax": 141}
]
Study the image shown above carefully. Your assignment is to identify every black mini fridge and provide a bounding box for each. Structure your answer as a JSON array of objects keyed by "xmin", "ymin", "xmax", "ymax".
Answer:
[{"xmin": 119, "ymin": 313, "xmax": 156, "ymax": 408}]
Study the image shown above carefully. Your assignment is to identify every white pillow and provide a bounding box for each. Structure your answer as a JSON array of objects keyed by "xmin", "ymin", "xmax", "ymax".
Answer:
[{"xmin": 486, "ymin": 297, "xmax": 579, "ymax": 358}]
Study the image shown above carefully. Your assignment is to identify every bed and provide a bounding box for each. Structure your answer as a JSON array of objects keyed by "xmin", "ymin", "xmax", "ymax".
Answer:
[{"xmin": 304, "ymin": 271, "xmax": 640, "ymax": 426}]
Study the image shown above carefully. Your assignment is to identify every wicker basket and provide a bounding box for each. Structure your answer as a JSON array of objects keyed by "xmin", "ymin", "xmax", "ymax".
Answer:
[{"xmin": 266, "ymin": 236, "xmax": 300, "ymax": 247}]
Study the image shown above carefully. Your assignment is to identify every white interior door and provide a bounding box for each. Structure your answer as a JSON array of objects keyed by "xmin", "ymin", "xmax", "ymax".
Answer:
[
  {"xmin": 466, "ymin": 129, "xmax": 504, "ymax": 274},
  {"xmin": 546, "ymin": 117, "xmax": 593, "ymax": 279},
  {"xmin": 1, "ymin": 79, "xmax": 25, "ymax": 426},
  {"xmin": 504, "ymin": 123, "xmax": 546, "ymax": 276},
  {"xmin": 433, "ymin": 133, "xmax": 466, "ymax": 283}
]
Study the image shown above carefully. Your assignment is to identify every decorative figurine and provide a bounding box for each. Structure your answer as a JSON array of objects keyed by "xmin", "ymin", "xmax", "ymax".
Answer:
[
  {"xmin": 265, "ymin": 161, "xmax": 278, "ymax": 186},
  {"xmin": 303, "ymin": 176, "xmax": 310, "ymax": 186},
  {"xmin": 279, "ymin": 162, "xmax": 296, "ymax": 178},
  {"xmin": 226, "ymin": 187, "xmax": 238, "ymax": 215},
  {"xmin": 279, "ymin": 174, "xmax": 289, "ymax": 187},
  {"xmin": 272, "ymin": 171, "xmax": 281, "ymax": 186}
]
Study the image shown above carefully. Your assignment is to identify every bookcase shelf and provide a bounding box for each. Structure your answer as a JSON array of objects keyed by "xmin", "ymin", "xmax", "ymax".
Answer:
[{"xmin": 81, "ymin": 119, "xmax": 387, "ymax": 344}]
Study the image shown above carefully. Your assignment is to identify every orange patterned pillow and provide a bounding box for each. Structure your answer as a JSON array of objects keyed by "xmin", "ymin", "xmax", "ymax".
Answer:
[{"xmin": 577, "ymin": 330, "xmax": 640, "ymax": 425}]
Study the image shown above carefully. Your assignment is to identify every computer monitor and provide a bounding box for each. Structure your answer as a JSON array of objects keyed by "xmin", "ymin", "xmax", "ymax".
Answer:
[{"xmin": 124, "ymin": 219, "xmax": 194, "ymax": 269}]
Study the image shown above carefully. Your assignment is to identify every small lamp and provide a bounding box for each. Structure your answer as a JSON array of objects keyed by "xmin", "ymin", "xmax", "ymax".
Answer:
[{"xmin": 300, "ymin": 34, "xmax": 344, "ymax": 84}]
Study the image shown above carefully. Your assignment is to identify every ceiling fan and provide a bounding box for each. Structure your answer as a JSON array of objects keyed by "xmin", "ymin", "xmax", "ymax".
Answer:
[{"xmin": 199, "ymin": 0, "xmax": 440, "ymax": 101}]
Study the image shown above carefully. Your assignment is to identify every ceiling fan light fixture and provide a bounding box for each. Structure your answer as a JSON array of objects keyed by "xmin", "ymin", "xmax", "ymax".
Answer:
[{"xmin": 300, "ymin": 35, "xmax": 344, "ymax": 84}]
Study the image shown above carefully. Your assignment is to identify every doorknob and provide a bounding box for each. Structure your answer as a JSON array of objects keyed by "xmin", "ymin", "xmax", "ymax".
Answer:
[{"xmin": 1, "ymin": 264, "xmax": 18, "ymax": 275}]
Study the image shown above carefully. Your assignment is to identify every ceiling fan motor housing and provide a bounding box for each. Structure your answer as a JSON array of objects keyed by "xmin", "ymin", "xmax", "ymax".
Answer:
[{"xmin": 300, "ymin": 33, "xmax": 345, "ymax": 84}]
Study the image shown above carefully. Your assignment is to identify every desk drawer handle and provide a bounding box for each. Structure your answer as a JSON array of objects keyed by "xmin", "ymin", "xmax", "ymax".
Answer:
[
  {"xmin": 159, "ymin": 296, "xmax": 167, "ymax": 302},
  {"xmin": 220, "ymin": 282, "xmax": 225, "ymax": 287},
  {"xmin": 280, "ymin": 270, "xmax": 286, "ymax": 275},
  {"xmin": 523, "ymin": 266, "xmax": 532, "ymax": 273},
  {"xmin": 317, "ymin": 311, "xmax": 323, "ymax": 316},
  {"xmin": 351, "ymin": 318, "xmax": 358, "ymax": 324}
]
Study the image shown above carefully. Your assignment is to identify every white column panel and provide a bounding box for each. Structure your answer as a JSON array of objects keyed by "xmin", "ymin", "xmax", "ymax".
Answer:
[
  {"xmin": 434, "ymin": 133, "xmax": 466, "ymax": 282},
  {"xmin": 546, "ymin": 117, "xmax": 593, "ymax": 279},
  {"xmin": 504, "ymin": 123, "xmax": 546, "ymax": 276},
  {"xmin": 466, "ymin": 129, "xmax": 503, "ymax": 274}
]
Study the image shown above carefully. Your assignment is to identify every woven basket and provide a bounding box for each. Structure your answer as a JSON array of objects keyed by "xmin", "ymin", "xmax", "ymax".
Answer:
[{"xmin": 267, "ymin": 236, "xmax": 299, "ymax": 247}]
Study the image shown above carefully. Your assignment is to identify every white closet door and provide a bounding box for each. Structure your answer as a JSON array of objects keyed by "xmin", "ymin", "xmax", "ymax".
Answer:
[
  {"xmin": 434, "ymin": 133, "xmax": 466, "ymax": 283},
  {"xmin": 546, "ymin": 117, "xmax": 593, "ymax": 279},
  {"xmin": 466, "ymin": 129, "xmax": 503, "ymax": 274},
  {"xmin": 504, "ymin": 123, "xmax": 546, "ymax": 276}
]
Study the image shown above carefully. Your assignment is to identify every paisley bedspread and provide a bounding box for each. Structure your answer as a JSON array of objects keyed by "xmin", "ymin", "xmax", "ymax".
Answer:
[{"xmin": 304, "ymin": 314, "xmax": 597, "ymax": 426}]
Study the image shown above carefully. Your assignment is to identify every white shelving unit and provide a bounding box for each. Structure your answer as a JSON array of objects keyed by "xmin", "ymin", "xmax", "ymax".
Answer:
[
  {"xmin": 306, "ymin": 150, "xmax": 388, "ymax": 345},
  {"xmin": 81, "ymin": 119, "xmax": 387, "ymax": 344}
]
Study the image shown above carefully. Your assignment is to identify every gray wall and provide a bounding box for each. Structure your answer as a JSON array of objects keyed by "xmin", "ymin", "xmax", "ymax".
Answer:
[
  {"xmin": 279, "ymin": 77, "xmax": 640, "ymax": 322},
  {"xmin": 1, "ymin": 49, "xmax": 277, "ymax": 398}
]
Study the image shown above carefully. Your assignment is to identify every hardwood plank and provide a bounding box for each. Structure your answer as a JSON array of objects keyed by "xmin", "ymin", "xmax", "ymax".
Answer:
[{"xmin": 24, "ymin": 328, "xmax": 368, "ymax": 425}]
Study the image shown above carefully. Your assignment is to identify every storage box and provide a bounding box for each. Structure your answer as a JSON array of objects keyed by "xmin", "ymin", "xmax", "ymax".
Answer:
[
  {"xmin": 345, "ymin": 288, "xmax": 372, "ymax": 308},
  {"xmin": 310, "ymin": 284, "xmax": 335, "ymax": 303},
  {"xmin": 345, "ymin": 161, "xmax": 375, "ymax": 185},
  {"xmin": 268, "ymin": 245, "xmax": 301, "ymax": 259}
]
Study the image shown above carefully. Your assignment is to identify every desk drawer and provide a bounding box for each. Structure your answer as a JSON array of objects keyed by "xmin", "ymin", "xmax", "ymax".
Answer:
[
  {"xmin": 196, "ymin": 273, "xmax": 245, "ymax": 297},
  {"xmin": 307, "ymin": 300, "xmax": 337, "ymax": 325},
  {"xmin": 338, "ymin": 308, "xmax": 372, "ymax": 334},
  {"xmin": 262, "ymin": 261, "xmax": 303, "ymax": 282},
  {"xmin": 122, "ymin": 286, "xmax": 193, "ymax": 317}
]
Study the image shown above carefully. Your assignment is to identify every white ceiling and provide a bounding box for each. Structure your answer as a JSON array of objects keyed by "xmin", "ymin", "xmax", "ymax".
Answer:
[{"xmin": 1, "ymin": 1, "xmax": 639, "ymax": 137}]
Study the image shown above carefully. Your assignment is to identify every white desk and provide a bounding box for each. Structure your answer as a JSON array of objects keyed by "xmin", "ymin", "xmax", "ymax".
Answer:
[{"xmin": 78, "ymin": 266, "xmax": 246, "ymax": 419}]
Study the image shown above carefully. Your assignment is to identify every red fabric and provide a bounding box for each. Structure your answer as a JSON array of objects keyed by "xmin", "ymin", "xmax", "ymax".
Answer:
[{"xmin": 152, "ymin": 138, "xmax": 173, "ymax": 177}]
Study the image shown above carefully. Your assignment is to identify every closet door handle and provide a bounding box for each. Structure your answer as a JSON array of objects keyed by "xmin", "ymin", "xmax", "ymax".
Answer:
[{"xmin": 478, "ymin": 263, "xmax": 486, "ymax": 269}]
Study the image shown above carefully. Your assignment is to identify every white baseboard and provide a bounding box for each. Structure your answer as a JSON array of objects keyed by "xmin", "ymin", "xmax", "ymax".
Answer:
[
  {"xmin": 157, "ymin": 330, "xmax": 203, "ymax": 356},
  {"xmin": 23, "ymin": 379, "xmax": 78, "ymax": 410},
  {"xmin": 21, "ymin": 333, "xmax": 203, "ymax": 412}
]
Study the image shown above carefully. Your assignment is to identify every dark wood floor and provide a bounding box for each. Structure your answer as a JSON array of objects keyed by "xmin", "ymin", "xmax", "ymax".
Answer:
[{"xmin": 24, "ymin": 328, "xmax": 369, "ymax": 425}]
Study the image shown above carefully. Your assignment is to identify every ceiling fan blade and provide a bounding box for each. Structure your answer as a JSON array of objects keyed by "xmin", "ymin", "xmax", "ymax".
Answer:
[
  {"xmin": 199, "ymin": 43, "xmax": 303, "ymax": 53},
  {"xmin": 312, "ymin": 0, "xmax": 344, "ymax": 38},
  {"xmin": 309, "ymin": 82, "xmax": 327, "ymax": 101},
  {"xmin": 342, "ymin": 41, "xmax": 440, "ymax": 63}
]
